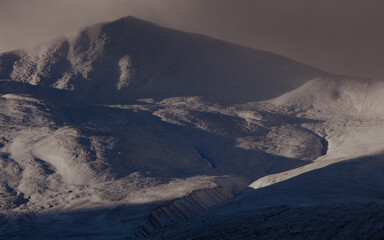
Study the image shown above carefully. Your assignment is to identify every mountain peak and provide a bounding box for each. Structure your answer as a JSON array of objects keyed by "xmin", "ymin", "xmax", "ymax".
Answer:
[
  {"xmin": 104, "ymin": 15, "xmax": 159, "ymax": 30},
  {"xmin": 0, "ymin": 16, "xmax": 326, "ymax": 104},
  {"xmin": 114, "ymin": 15, "xmax": 150, "ymax": 24}
]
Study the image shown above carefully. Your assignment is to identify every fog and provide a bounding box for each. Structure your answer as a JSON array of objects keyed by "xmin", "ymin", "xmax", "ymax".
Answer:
[{"xmin": 1, "ymin": 0, "xmax": 384, "ymax": 79}]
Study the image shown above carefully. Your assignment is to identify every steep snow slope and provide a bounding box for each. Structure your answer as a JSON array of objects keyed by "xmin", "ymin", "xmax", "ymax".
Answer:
[{"xmin": 0, "ymin": 16, "xmax": 325, "ymax": 104}]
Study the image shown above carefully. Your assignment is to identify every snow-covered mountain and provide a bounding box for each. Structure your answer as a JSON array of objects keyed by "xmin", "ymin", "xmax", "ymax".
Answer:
[
  {"xmin": 1, "ymin": 16, "xmax": 384, "ymax": 240},
  {"xmin": 0, "ymin": 16, "xmax": 325, "ymax": 104}
]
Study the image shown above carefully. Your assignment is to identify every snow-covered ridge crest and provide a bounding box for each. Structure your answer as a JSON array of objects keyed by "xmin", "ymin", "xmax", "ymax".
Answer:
[{"xmin": 266, "ymin": 77, "xmax": 384, "ymax": 118}]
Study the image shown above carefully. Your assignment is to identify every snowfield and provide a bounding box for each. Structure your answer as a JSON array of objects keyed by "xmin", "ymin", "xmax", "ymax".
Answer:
[{"xmin": 0, "ymin": 16, "xmax": 384, "ymax": 239}]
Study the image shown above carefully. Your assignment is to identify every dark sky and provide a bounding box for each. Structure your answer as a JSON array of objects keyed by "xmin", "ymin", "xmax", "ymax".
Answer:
[{"xmin": 1, "ymin": 0, "xmax": 383, "ymax": 79}]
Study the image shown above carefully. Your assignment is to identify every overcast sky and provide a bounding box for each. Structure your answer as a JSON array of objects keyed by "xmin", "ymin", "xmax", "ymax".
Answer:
[{"xmin": 1, "ymin": 0, "xmax": 384, "ymax": 79}]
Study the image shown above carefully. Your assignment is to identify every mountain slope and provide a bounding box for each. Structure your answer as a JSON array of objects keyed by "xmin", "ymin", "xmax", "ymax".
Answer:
[
  {"xmin": 156, "ymin": 77, "xmax": 384, "ymax": 239},
  {"xmin": 1, "ymin": 16, "xmax": 383, "ymax": 240},
  {"xmin": 0, "ymin": 16, "xmax": 326, "ymax": 104}
]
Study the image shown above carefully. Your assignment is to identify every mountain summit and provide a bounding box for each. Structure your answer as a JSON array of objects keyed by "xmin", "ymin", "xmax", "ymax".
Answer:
[{"xmin": 0, "ymin": 16, "xmax": 325, "ymax": 103}]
